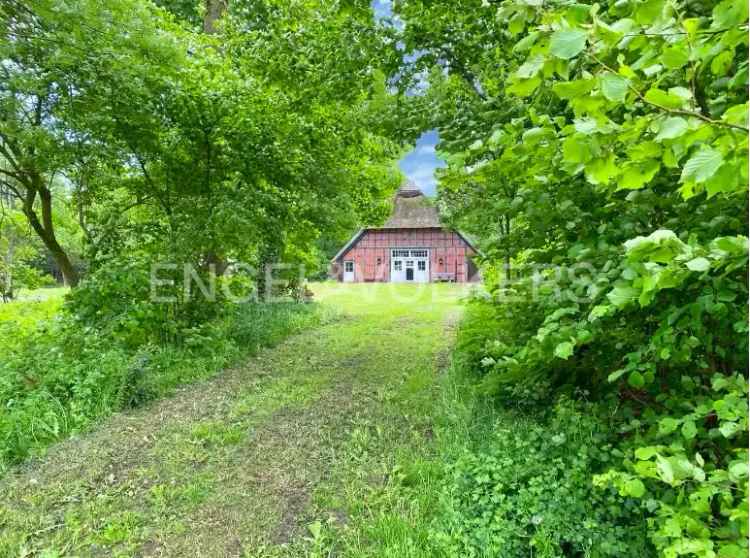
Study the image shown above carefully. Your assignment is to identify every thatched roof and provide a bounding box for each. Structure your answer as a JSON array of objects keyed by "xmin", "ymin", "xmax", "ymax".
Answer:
[
  {"xmin": 330, "ymin": 181, "xmax": 482, "ymax": 263},
  {"xmin": 382, "ymin": 181, "xmax": 442, "ymax": 228}
]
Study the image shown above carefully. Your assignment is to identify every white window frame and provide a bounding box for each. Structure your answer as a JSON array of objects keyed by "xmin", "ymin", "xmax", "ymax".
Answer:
[{"xmin": 391, "ymin": 248, "xmax": 430, "ymax": 258}]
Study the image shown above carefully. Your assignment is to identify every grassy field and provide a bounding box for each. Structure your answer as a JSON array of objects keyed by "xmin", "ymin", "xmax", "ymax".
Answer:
[
  {"xmin": 0, "ymin": 289, "xmax": 66, "ymax": 350},
  {"xmin": 0, "ymin": 283, "xmax": 483, "ymax": 557}
]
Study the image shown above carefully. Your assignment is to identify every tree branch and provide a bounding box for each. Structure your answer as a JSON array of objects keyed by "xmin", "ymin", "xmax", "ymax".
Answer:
[
  {"xmin": 0, "ymin": 178, "xmax": 23, "ymax": 200},
  {"xmin": 588, "ymin": 51, "xmax": 749, "ymax": 133}
]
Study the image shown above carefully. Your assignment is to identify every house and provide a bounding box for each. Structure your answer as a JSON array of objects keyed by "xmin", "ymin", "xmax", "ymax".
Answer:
[{"xmin": 331, "ymin": 181, "xmax": 480, "ymax": 283}]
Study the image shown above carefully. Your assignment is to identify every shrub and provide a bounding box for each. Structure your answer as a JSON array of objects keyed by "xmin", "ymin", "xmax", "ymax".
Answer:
[
  {"xmin": 0, "ymin": 295, "xmax": 326, "ymax": 471},
  {"xmin": 434, "ymin": 399, "xmax": 654, "ymax": 558}
]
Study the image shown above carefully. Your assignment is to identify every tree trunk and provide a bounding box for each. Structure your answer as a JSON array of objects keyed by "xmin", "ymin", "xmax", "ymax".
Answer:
[
  {"xmin": 2, "ymin": 237, "xmax": 14, "ymax": 301},
  {"xmin": 201, "ymin": 0, "xmax": 229, "ymax": 272},
  {"xmin": 23, "ymin": 181, "xmax": 79, "ymax": 287},
  {"xmin": 203, "ymin": 0, "xmax": 228, "ymax": 33}
]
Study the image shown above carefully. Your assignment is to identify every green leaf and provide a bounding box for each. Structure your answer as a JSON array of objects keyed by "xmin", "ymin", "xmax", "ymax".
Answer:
[
  {"xmin": 683, "ymin": 17, "xmax": 700, "ymax": 37},
  {"xmin": 719, "ymin": 421, "xmax": 739, "ymax": 438},
  {"xmin": 729, "ymin": 461, "xmax": 748, "ymax": 480},
  {"xmin": 713, "ymin": 0, "xmax": 749, "ymax": 28},
  {"xmin": 644, "ymin": 88, "xmax": 686, "ymax": 109},
  {"xmin": 600, "ymin": 73, "xmax": 628, "ymax": 102},
  {"xmin": 584, "ymin": 154, "xmax": 618, "ymax": 185},
  {"xmin": 623, "ymin": 478, "xmax": 646, "ymax": 498},
  {"xmin": 513, "ymin": 31, "xmax": 540, "ymax": 53},
  {"xmin": 655, "ymin": 117, "xmax": 688, "ymax": 141},
  {"xmin": 618, "ymin": 159, "xmax": 660, "ymax": 190},
  {"xmin": 506, "ymin": 76, "xmax": 541, "ymax": 97},
  {"xmin": 711, "ymin": 50, "xmax": 733, "ymax": 75},
  {"xmin": 488, "ymin": 129, "xmax": 504, "ymax": 145},
  {"xmin": 549, "ymin": 29, "xmax": 587, "ymax": 59},
  {"xmin": 516, "ymin": 55, "xmax": 545, "ymax": 78},
  {"xmin": 686, "ymin": 257, "xmax": 710, "ymax": 272},
  {"xmin": 661, "ymin": 45, "xmax": 690, "ymax": 69},
  {"xmin": 625, "ymin": 230, "xmax": 687, "ymax": 263},
  {"xmin": 718, "ymin": 544, "xmax": 747, "ymax": 558},
  {"xmin": 658, "ymin": 417, "xmax": 680, "ymax": 435},
  {"xmin": 628, "ymin": 141, "xmax": 662, "ymax": 161},
  {"xmin": 522, "ymin": 126, "xmax": 550, "ymax": 146},
  {"xmin": 607, "ymin": 285, "xmax": 638, "ymax": 307},
  {"xmin": 681, "ymin": 420, "xmax": 697, "ymax": 439},
  {"xmin": 508, "ymin": 14, "xmax": 525, "ymax": 35},
  {"xmin": 554, "ymin": 341, "xmax": 574, "ymax": 359},
  {"xmin": 656, "ymin": 455, "xmax": 675, "ymax": 485},
  {"xmin": 635, "ymin": 0, "xmax": 664, "ymax": 23},
  {"xmin": 712, "ymin": 236, "xmax": 748, "ymax": 255},
  {"xmin": 628, "ymin": 370, "xmax": 645, "ymax": 388},
  {"xmin": 722, "ymin": 103, "xmax": 749, "ymax": 127},
  {"xmin": 635, "ymin": 446, "xmax": 659, "ymax": 460},
  {"xmin": 668, "ymin": 86, "xmax": 692, "ymax": 102},
  {"xmin": 588, "ymin": 304, "xmax": 612, "ymax": 321},
  {"xmin": 552, "ymin": 78, "xmax": 594, "ymax": 99},
  {"xmin": 562, "ymin": 135, "xmax": 594, "ymax": 163},
  {"xmin": 574, "ymin": 117, "xmax": 599, "ymax": 135},
  {"xmin": 681, "ymin": 146, "xmax": 724, "ymax": 184}
]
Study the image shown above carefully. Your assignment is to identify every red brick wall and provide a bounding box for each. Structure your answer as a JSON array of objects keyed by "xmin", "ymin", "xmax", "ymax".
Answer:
[{"xmin": 338, "ymin": 228, "xmax": 477, "ymax": 282}]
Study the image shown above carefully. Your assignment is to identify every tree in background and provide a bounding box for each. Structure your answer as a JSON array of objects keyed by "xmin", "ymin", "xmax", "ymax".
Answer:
[
  {"xmin": 0, "ymin": 0, "xmax": 188, "ymax": 286},
  {"xmin": 0, "ymin": 193, "xmax": 53, "ymax": 300},
  {"xmin": 1, "ymin": 0, "xmax": 404, "ymax": 333}
]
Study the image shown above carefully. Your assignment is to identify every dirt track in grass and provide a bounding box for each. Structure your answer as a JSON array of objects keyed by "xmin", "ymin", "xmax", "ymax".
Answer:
[{"xmin": 0, "ymin": 283, "xmax": 468, "ymax": 557}]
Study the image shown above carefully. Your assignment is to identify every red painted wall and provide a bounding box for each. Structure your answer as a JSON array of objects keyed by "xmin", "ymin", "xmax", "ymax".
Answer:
[{"xmin": 336, "ymin": 228, "xmax": 477, "ymax": 283}]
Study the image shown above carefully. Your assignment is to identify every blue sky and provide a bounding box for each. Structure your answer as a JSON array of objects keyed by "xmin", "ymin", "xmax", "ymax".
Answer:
[
  {"xmin": 398, "ymin": 130, "xmax": 446, "ymax": 197},
  {"xmin": 372, "ymin": 0, "xmax": 391, "ymax": 19},
  {"xmin": 371, "ymin": 1, "xmax": 444, "ymax": 196}
]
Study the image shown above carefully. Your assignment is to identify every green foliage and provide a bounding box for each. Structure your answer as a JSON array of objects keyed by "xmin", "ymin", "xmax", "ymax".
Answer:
[
  {"xmin": 2, "ymin": 0, "xmax": 402, "ymax": 298},
  {"xmin": 594, "ymin": 373, "xmax": 749, "ymax": 558},
  {"xmin": 435, "ymin": 400, "xmax": 653, "ymax": 557},
  {"xmin": 395, "ymin": 0, "xmax": 748, "ymax": 555},
  {"xmin": 0, "ymin": 297, "xmax": 327, "ymax": 470},
  {"xmin": 0, "ymin": 0, "xmax": 403, "ymax": 477},
  {"xmin": 0, "ymin": 206, "xmax": 54, "ymax": 299}
]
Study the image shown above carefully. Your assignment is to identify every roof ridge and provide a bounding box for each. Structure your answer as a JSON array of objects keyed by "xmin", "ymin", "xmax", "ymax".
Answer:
[{"xmin": 396, "ymin": 179, "xmax": 423, "ymax": 198}]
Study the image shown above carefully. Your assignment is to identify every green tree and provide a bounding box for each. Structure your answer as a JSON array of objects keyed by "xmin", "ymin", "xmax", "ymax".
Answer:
[
  {"xmin": 395, "ymin": 0, "xmax": 748, "ymax": 555},
  {"xmin": 0, "ymin": 194, "xmax": 50, "ymax": 300},
  {"xmin": 0, "ymin": 0, "xmax": 187, "ymax": 286}
]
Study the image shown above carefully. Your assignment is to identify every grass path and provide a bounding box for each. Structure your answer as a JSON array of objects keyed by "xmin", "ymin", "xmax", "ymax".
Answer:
[{"xmin": 0, "ymin": 284, "xmax": 472, "ymax": 557}]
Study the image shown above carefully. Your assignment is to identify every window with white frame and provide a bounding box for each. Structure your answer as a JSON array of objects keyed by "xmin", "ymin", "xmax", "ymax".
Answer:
[
  {"xmin": 417, "ymin": 260, "xmax": 426, "ymax": 271},
  {"xmin": 392, "ymin": 249, "xmax": 410, "ymax": 258},
  {"xmin": 411, "ymin": 249, "xmax": 428, "ymax": 258},
  {"xmin": 393, "ymin": 260, "xmax": 403, "ymax": 271},
  {"xmin": 344, "ymin": 261, "xmax": 354, "ymax": 272}
]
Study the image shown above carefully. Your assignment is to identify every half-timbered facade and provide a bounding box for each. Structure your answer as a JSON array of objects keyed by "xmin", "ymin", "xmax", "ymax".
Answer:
[{"xmin": 331, "ymin": 182, "xmax": 479, "ymax": 283}]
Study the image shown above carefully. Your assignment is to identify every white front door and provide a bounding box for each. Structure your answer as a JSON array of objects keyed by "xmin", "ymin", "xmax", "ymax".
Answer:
[
  {"xmin": 390, "ymin": 249, "xmax": 429, "ymax": 283},
  {"xmin": 415, "ymin": 258, "xmax": 429, "ymax": 282},
  {"xmin": 343, "ymin": 260, "xmax": 355, "ymax": 282},
  {"xmin": 391, "ymin": 258, "xmax": 405, "ymax": 282}
]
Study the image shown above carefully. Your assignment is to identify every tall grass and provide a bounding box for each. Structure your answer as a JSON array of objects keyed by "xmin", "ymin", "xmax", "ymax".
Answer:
[{"xmin": 0, "ymin": 297, "xmax": 328, "ymax": 472}]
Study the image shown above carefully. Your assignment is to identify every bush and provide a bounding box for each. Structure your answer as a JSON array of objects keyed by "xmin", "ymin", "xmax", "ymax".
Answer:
[
  {"xmin": 0, "ymin": 296, "xmax": 326, "ymax": 471},
  {"xmin": 448, "ymin": 253, "xmax": 749, "ymax": 556},
  {"xmin": 434, "ymin": 399, "xmax": 654, "ymax": 558}
]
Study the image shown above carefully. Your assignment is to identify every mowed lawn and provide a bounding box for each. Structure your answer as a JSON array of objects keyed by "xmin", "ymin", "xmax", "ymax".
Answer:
[{"xmin": 0, "ymin": 283, "xmax": 475, "ymax": 557}]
